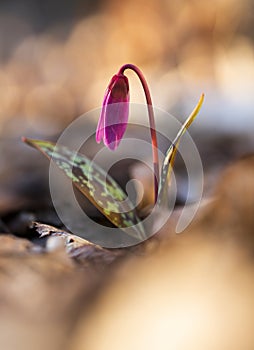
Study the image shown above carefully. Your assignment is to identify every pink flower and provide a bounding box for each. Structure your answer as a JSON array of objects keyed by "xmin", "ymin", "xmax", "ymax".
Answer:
[{"xmin": 96, "ymin": 73, "xmax": 129, "ymax": 150}]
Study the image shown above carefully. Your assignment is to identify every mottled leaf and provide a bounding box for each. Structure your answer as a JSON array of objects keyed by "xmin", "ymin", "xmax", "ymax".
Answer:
[
  {"xmin": 158, "ymin": 94, "xmax": 204, "ymax": 207},
  {"xmin": 23, "ymin": 138, "xmax": 145, "ymax": 241}
]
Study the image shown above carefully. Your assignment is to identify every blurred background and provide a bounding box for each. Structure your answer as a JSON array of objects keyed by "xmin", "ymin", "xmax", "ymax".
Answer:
[
  {"xmin": 0, "ymin": 0, "xmax": 254, "ymax": 219},
  {"xmin": 0, "ymin": 0, "xmax": 253, "ymax": 133},
  {"xmin": 1, "ymin": 3, "xmax": 254, "ymax": 349}
]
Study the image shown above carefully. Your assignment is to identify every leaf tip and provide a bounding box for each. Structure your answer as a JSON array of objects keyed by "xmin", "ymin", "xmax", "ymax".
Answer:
[
  {"xmin": 197, "ymin": 93, "xmax": 205, "ymax": 110},
  {"xmin": 22, "ymin": 137, "xmax": 33, "ymax": 147},
  {"xmin": 22, "ymin": 137, "xmax": 39, "ymax": 150}
]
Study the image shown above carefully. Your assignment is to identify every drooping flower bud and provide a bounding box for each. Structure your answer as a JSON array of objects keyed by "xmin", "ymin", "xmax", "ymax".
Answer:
[{"xmin": 96, "ymin": 73, "xmax": 129, "ymax": 150}]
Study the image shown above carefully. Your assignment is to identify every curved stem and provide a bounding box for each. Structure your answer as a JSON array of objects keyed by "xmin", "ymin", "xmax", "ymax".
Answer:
[{"xmin": 118, "ymin": 64, "xmax": 159, "ymax": 204}]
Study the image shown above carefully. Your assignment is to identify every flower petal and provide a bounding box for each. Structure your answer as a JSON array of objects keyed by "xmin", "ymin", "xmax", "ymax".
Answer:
[
  {"xmin": 95, "ymin": 108, "xmax": 105, "ymax": 143},
  {"xmin": 96, "ymin": 73, "xmax": 130, "ymax": 150},
  {"xmin": 104, "ymin": 101, "xmax": 129, "ymax": 150},
  {"xmin": 95, "ymin": 88, "xmax": 110, "ymax": 143}
]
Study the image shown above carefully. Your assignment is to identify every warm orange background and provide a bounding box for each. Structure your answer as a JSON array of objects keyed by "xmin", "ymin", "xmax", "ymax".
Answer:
[{"xmin": 0, "ymin": 0, "xmax": 253, "ymax": 137}]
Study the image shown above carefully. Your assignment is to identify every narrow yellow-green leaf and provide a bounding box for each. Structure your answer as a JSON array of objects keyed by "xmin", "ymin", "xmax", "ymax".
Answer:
[{"xmin": 158, "ymin": 94, "xmax": 204, "ymax": 207}]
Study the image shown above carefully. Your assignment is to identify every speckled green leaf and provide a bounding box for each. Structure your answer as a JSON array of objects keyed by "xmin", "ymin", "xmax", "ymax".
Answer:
[
  {"xmin": 158, "ymin": 94, "xmax": 204, "ymax": 207},
  {"xmin": 23, "ymin": 138, "xmax": 145, "ymax": 240}
]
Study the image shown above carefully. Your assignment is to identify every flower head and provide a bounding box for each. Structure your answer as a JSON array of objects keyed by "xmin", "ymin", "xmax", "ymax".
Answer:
[{"xmin": 96, "ymin": 73, "xmax": 129, "ymax": 150}]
